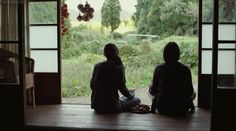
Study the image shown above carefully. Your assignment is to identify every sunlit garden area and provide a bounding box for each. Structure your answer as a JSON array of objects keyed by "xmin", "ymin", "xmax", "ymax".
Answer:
[{"xmin": 60, "ymin": 0, "xmax": 199, "ymax": 104}]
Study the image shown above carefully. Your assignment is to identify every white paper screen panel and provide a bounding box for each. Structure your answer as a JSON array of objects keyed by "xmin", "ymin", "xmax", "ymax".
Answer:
[
  {"xmin": 31, "ymin": 50, "xmax": 58, "ymax": 72},
  {"xmin": 30, "ymin": 26, "xmax": 57, "ymax": 48}
]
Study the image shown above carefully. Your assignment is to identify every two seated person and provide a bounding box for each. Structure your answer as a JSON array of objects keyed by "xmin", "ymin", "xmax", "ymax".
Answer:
[{"xmin": 90, "ymin": 42, "xmax": 195, "ymax": 116}]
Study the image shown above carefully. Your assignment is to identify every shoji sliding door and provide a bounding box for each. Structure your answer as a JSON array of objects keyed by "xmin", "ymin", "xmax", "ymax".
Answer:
[{"xmin": 28, "ymin": 0, "xmax": 61, "ymax": 104}]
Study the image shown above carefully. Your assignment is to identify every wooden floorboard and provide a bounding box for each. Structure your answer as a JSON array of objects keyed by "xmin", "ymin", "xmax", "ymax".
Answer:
[{"xmin": 26, "ymin": 104, "xmax": 210, "ymax": 131}]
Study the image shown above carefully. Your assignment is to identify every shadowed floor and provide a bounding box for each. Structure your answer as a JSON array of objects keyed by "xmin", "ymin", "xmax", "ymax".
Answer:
[{"xmin": 26, "ymin": 104, "xmax": 210, "ymax": 131}]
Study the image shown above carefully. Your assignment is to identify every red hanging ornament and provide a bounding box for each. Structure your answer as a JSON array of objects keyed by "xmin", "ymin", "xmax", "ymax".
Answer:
[
  {"xmin": 61, "ymin": 3, "xmax": 70, "ymax": 36},
  {"xmin": 63, "ymin": 28, "xmax": 68, "ymax": 33}
]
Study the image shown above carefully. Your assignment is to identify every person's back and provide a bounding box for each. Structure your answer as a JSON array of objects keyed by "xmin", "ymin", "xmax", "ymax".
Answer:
[
  {"xmin": 149, "ymin": 42, "xmax": 194, "ymax": 115},
  {"xmin": 90, "ymin": 43, "xmax": 140, "ymax": 114},
  {"xmin": 91, "ymin": 61, "xmax": 123, "ymax": 113}
]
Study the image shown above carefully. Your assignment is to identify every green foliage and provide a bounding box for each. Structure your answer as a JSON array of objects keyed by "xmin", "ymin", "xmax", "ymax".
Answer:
[
  {"xmin": 159, "ymin": 0, "xmax": 198, "ymax": 35},
  {"xmin": 202, "ymin": 0, "xmax": 236, "ymax": 23},
  {"xmin": 61, "ymin": 0, "xmax": 199, "ymax": 97},
  {"xmin": 134, "ymin": 0, "xmax": 154, "ymax": 27},
  {"xmin": 146, "ymin": 0, "xmax": 165, "ymax": 35},
  {"xmin": 136, "ymin": 8, "xmax": 149, "ymax": 34},
  {"xmin": 62, "ymin": 47, "xmax": 80, "ymax": 59},
  {"xmin": 110, "ymin": 32, "xmax": 123, "ymax": 39},
  {"xmin": 78, "ymin": 40, "xmax": 105, "ymax": 55},
  {"xmin": 120, "ymin": 45, "xmax": 139, "ymax": 58},
  {"xmin": 62, "ymin": 54, "xmax": 104, "ymax": 97},
  {"xmin": 73, "ymin": 25, "xmax": 106, "ymax": 43},
  {"xmin": 134, "ymin": 0, "xmax": 198, "ymax": 36},
  {"xmin": 61, "ymin": 19, "xmax": 75, "ymax": 49},
  {"xmin": 179, "ymin": 40, "xmax": 198, "ymax": 68},
  {"xmin": 62, "ymin": 35, "xmax": 198, "ymax": 97},
  {"xmin": 29, "ymin": 0, "xmax": 199, "ymax": 98},
  {"xmin": 219, "ymin": 0, "xmax": 236, "ymax": 22},
  {"xmin": 29, "ymin": 2, "xmax": 57, "ymax": 24},
  {"xmin": 202, "ymin": 0, "xmax": 213, "ymax": 22},
  {"xmin": 62, "ymin": 59, "xmax": 93, "ymax": 97},
  {"xmin": 152, "ymin": 35, "xmax": 198, "ymax": 67},
  {"xmin": 140, "ymin": 40, "xmax": 151, "ymax": 54},
  {"xmin": 101, "ymin": 0, "xmax": 121, "ymax": 33}
]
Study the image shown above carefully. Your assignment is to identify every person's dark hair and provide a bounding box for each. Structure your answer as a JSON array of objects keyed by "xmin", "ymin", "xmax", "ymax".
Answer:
[
  {"xmin": 104, "ymin": 43, "xmax": 122, "ymax": 65},
  {"xmin": 104, "ymin": 43, "xmax": 119, "ymax": 58},
  {"xmin": 163, "ymin": 42, "xmax": 180, "ymax": 63}
]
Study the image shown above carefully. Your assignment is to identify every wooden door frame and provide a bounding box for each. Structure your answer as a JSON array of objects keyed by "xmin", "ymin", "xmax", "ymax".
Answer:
[
  {"xmin": 28, "ymin": 0, "xmax": 61, "ymax": 105},
  {"xmin": 211, "ymin": 0, "xmax": 236, "ymax": 130}
]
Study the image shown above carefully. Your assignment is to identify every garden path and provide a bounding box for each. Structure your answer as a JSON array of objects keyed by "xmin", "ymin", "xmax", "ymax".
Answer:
[{"xmin": 63, "ymin": 84, "xmax": 197, "ymax": 106}]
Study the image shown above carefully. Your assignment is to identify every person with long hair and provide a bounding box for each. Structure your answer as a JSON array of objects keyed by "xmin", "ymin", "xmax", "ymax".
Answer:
[{"xmin": 90, "ymin": 43, "xmax": 140, "ymax": 113}]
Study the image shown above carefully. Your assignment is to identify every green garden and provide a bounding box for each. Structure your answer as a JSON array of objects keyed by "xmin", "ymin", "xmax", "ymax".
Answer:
[
  {"xmin": 30, "ymin": 0, "xmax": 235, "ymax": 98},
  {"xmin": 61, "ymin": 0, "xmax": 199, "ymax": 97}
]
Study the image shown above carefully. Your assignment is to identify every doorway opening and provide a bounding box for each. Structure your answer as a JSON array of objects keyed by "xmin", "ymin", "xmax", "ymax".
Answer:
[{"xmin": 61, "ymin": 0, "xmax": 199, "ymax": 106}]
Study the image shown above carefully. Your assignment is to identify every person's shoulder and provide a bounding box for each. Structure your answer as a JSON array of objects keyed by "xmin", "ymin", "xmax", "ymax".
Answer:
[
  {"xmin": 153, "ymin": 63, "xmax": 166, "ymax": 72},
  {"xmin": 177, "ymin": 62, "xmax": 191, "ymax": 70},
  {"xmin": 156, "ymin": 63, "xmax": 166, "ymax": 68},
  {"xmin": 95, "ymin": 61, "xmax": 106, "ymax": 68}
]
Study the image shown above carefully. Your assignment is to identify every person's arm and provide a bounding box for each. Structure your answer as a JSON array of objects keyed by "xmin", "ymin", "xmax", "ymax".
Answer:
[
  {"xmin": 187, "ymin": 68, "xmax": 194, "ymax": 97},
  {"xmin": 116, "ymin": 65, "xmax": 134, "ymax": 99},
  {"xmin": 90, "ymin": 64, "xmax": 99, "ymax": 90},
  {"xmin": 149, "ymin": 67, "xmax": 160, "ymax": 96}
]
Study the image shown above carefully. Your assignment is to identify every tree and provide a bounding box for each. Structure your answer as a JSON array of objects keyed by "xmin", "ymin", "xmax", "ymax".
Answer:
[
  {"xmin": 135, "ymin": 0, "xmax": 154, "ymax": 34},
  {"xmin": 136, "ymin": 8, "xmax": 149, "ymax": 34},
  {"xmin": 146, "ymin": 0, "xmax": 165, "ymax": 35},
  {"xmin": 159, "ymin": 0, "xmax": 198, "ymax": 35},
  {"xmin": 101, "ymin": 0, "xmax": 121, "ymax": 35},
  {"xmin": 134, "ymin": 0, "xmax": 198, "ymax": 36},
  {"xmin": 134, "ymin": 0, "xmax": 153, "ymax": 27}
]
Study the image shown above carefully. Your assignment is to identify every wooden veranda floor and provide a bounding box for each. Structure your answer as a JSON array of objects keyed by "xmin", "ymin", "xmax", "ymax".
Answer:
[{"xmin": 26, "ymin": 104, "xmax": 210, "ymax": 131}]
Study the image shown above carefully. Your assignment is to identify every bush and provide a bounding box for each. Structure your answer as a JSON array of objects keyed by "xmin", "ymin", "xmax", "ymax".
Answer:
[
  {"xmin": 62, "ymin": 47, "xmax": 81, "ymax": 59},
  {"xmin": 62, "ymin": 55, "xmax": 104, "ymax": 97},
  {"xmin": 179, "ymin": 40, "xmax": 198, "ymax": 68},
  {"xmin": 73, "ymin": 26, "xmax": 105, "ymax": 44},
  {"xmin": 62, "ymin": 35, "xmax": 198, "ymax": 97},
  {"xmin": 139, "ymin": 40, "xmax": 151, "ymax": 53},
  {"xmin": 151, "ymin": 35, "xmax": 198, "ymax": 68},
  {"xmin": 78, "ymin": 40, "xmax": 104, "ymax": 55},
  {"xmin": 111, "ymin": 32, "xmax": 123, "ymax": 39},
  {"xmin": 120, "ymin": 45, "xmax": 139, "ymax": 58}
]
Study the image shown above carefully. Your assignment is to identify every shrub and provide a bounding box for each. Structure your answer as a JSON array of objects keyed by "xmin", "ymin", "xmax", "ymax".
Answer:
[
  {"xmin": 62, "ymin": 35, "xmax": 198, "ymax": 97},
  {"xmin": 78, "ymin": 40, "xmax": 105, "ymax": 55},
  {"xmin": 139, "ymin": 40, "xmax": 151, "ymax": 54},
  {"xmin": 120, "ymin": 45, "xmax": 139, "ymax": 58},
  {"xmin": 151, "ymin": 35, "xmax": 198, "ymax": 68},
  {"xmin": 62, "ymin": 47, "xmax": 81, "ymax": 59},
  {"xmin": 111, "ymin": 32, "xmax": 123, "ymax": 39}
]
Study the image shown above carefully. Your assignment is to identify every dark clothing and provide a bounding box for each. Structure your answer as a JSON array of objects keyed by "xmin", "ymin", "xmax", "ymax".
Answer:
[
  {"xmin": 149, "ymin": 62, "xmax": 194, "ymax": 115},
  {"xmin": 90, "ymin": 61, "xmax": 137, "ymax": 113}
]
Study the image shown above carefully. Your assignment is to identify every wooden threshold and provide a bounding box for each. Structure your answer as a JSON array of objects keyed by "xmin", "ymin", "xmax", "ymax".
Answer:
[{"xmin": 26, "ymin": 104, "xmax": 210, "ymax": 131}]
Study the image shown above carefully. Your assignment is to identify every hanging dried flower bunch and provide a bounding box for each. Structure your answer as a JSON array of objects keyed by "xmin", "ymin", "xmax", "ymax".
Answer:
[
  {"xmin": 77, "ymin": 1, "xmax": 95, "ymax": 22},
  {"xmin": 61, "ymin": 3, "xmax": 70, "ymax": 35}
]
